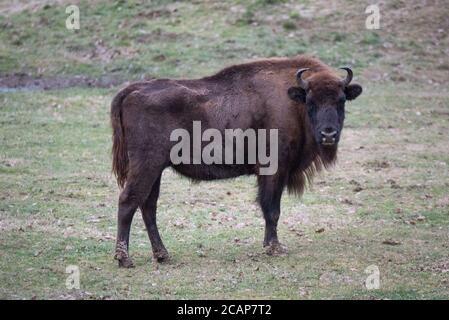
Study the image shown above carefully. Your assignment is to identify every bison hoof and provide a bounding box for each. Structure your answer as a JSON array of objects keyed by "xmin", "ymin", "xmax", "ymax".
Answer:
[
  {"xmin": 265, "ymin": 242, "xmax": 288, "ymax": 256},
  {"xmin": 117, "ymin": 257, "xmax": 135, "ymax": 268},
  {"xmin": 115, "ymin": 241, "xmax": 134, "ymax": 268},
  {"xmin": 153, "ymin": 249, "xmax": 170, "ymax": 263},
  {"xmin": 114, "ymin": 250, "xmax": 135, "ymax": 268}
]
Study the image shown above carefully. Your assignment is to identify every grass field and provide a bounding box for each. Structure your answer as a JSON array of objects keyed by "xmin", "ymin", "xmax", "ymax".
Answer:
[{"xmin": 1, "ymin": 0, "xmax": 449, "ymax": 299}]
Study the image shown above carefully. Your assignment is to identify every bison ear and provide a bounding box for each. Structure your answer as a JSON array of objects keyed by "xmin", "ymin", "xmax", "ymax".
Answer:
[
  {"xmin": 288, "ymin": 87, "xmax": 306, "ymax": 103},
  {"xmin": 344, "ymin": 84, "xmax": 362, "ymax": 101}
]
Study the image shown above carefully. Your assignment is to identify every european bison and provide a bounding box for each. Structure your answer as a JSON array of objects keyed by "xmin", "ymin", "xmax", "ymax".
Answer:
[{"xmin": 111, "ymin": 55, "xmax": 362, "ymax": 267}]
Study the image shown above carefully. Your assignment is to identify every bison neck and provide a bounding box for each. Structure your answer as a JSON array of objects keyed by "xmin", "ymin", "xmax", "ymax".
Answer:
[{"xmin": 287, "ymin": 126, "xmax": 337, "ymax": 196}]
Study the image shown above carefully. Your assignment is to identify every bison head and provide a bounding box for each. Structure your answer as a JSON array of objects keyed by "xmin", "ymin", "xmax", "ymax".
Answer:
[{"xmin": 288, "ymin": 67, "xmax": 362, "ymax": 148}]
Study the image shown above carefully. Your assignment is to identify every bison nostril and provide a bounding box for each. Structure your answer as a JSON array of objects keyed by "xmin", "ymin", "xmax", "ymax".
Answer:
[
  {"xmin": 321, "ymin": 130, "xmax": 337, "ymax": 138},
  {"xmin": 320, "ymin": 129, "xmax": 337, "ymax": 146}
]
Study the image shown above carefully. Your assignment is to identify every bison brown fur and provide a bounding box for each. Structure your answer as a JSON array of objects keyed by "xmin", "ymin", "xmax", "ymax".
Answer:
[{"xmin": 111, "ymin": 55, "xmax": 362, "ymax": 267}]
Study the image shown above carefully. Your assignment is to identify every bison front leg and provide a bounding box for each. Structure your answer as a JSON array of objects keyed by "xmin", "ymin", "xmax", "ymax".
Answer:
[{"xmin": 257, "ymin": 174, "xmax": 288, "ymax": 255}]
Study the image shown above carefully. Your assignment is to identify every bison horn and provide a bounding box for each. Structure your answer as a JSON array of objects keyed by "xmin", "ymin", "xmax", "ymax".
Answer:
[
  {"xmin": 296, "ymin": 68, "xmax": 310, "ymax": 90},
  {"xmin": 340, "ymin": 67, "xmax": 353, "ymax": 86}
]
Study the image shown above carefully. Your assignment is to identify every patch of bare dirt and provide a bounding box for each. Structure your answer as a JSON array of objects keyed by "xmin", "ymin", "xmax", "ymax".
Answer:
[
  {"xmin": 81, "ymin": 39, "xmax": 139, "ymax": 63},
  {"xmin": 136, "ymin": 8, "xmax": 172, "ymax": 19},
  {"xmin": 436, "ymin": 196, "xmax": 449, "ymax": 208},
  {"xmin": 0, "ymin": 73, "xmax": 132, "ymax": 90},
  {"xmin": 415, "ymin": 256, "xmax": 449, "ymax": 274},
  {"xmin": 363, "ymin": 160, "xmax": 391, "ymax": 171},
  {"xmin": 0, "ymin": 0, "xmax": 64, "ymax": 16},
  {"xmin": 0, "ymin": 157, "xmax": 27, "ymax": 168},
  {"xmin": 0, "ymin": 0, "xmax": 106, "ymax": 16},
  {"xmin": 134, "ymin": 28, "xmax": 187, "ymax": 44}
]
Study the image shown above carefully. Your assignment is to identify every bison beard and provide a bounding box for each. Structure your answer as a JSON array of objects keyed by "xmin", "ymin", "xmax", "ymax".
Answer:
[{"xmin": 111, "ymin": 55, "xmax": 363, "ymax": 267}]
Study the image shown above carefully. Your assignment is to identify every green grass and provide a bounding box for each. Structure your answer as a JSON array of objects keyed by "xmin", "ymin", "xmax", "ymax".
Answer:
[
  {"xmin": 2, "ymin": 0, "xmax": 447, "ymax": 82},
  {"xmin": 1, "ymin": 84, "xmax": 448, "ymax": 299},
  {"xmin": 1, "ymin": 0, "xmax": 449, "ymax": 300}
]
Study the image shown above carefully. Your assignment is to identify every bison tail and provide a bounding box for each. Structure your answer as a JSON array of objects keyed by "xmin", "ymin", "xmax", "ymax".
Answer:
[{"xmin": 111, "ymin": 86, "xmax": 135, "ymax": 188}]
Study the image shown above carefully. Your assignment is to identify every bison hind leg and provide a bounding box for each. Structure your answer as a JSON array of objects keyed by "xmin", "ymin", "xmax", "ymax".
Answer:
[{"xmin": 114, "ymin": 156, "xmax": 167, "ymax": 268}]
